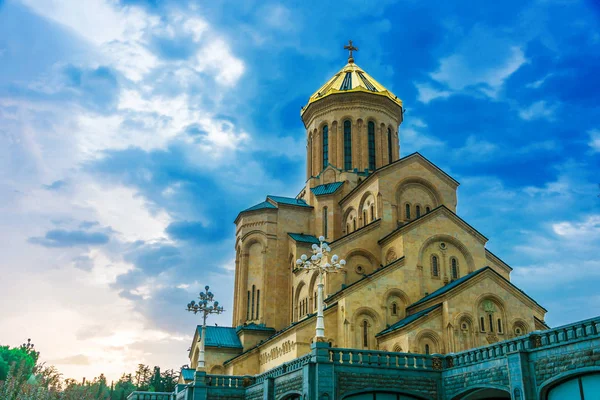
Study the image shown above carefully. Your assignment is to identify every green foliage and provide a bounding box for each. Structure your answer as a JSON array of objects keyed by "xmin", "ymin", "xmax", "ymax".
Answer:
[{"xmin": 0, "ymin": 339, "xmax": 179, "ymax": 399}]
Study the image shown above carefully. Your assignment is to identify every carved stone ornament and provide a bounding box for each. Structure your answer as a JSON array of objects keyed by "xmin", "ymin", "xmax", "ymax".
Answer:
[
  {"xmin": 432, "ymin": 357, "xmax": 443, "ymax": 370},
  {"xmin": 446, "ymin": 356, "xmax": 454, "ymax": 368},
  {"xmin": 486, "ymin": 333, "xmax": 499, "ymax": 344},
  {"xmin": 532, "ymin": 335, "xmax": 542, "ymax": 348},
  {"xmin": 483, "ymin": 300, "xmax": 496, "ymax": 313}
]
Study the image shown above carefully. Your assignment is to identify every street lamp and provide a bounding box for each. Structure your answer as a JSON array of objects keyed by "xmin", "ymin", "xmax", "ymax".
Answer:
[
  {"xmin": 186, "ymin": 285, "xmax": 225, "ymax": 370},
  {"xmin": 296, "ymin": 236, "xmax": 345, "ymax": 339}
]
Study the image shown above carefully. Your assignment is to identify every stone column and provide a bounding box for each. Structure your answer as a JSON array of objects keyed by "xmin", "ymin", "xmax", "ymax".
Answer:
[{"xmin": 506, "ymin": 351, "xmax": 535, "ymax": 399}]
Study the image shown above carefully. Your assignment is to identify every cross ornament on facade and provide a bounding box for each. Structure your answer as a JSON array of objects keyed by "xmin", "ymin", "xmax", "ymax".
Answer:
[{"xmin": 344, "ymin": 40, "xmax": 358, "ymax": 63}]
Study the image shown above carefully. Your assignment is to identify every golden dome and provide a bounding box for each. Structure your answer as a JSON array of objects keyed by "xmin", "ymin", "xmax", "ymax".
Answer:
[{"xmin": 302, "ymin": 62, "xmax": 403, "ymax": 115}]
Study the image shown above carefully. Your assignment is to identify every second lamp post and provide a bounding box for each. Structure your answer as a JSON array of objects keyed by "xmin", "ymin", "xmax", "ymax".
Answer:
[{"xmin": 296, "ymin": 236, "xmax": 345, "ymax": 340}]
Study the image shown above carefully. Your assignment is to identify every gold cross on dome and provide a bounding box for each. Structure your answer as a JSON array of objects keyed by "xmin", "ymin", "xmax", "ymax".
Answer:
[{"xmin": 344, "ymin": 40, "xmax": 358, "ymax": 63}]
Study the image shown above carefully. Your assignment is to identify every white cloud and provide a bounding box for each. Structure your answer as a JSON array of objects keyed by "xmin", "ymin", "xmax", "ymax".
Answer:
[
  {"xmin": 526, "ymin": 73, "xmax": 553, "ymax": 89},
  {"xmin": 428, "ymin": 25, "xmax": 527, "ymax": 98},
  {"xmin": 414, "ymin": 83, "xmax": 451, "ymax": 104},
  {"xmin": 519, "ymin": 100, "xmax": 558, "ymax": 121},
  {"xmin": 552, "ymin": 215, "xmax": 600, "ymax": 239},
  {"xmin": 588, "ymin": 129, "xmax": 600, "ymax": 152}
]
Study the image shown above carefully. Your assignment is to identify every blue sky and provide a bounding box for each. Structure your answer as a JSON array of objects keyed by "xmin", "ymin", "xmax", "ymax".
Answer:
[{"xmin": 1, "ymin": 0, "xmax": 599, "ymax": 381}]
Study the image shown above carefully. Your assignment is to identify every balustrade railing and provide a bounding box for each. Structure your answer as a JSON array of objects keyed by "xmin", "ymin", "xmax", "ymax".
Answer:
[
  {"xmin": 328, "ymin": 348, "xmax": 435, "ymax": 370},
  {"xmin": 255, "ymin": 354, "xmax": 311, "ymax": 383},
  {"xmin": 206, "ymin": 374, "xmax": 254, "ymax": 388},
  {"xmin": 447, "ymin": 316, "xmax": 600, "ymax": 369}
]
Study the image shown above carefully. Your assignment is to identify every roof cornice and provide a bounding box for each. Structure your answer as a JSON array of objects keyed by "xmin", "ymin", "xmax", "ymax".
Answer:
[{"xmin": 378, "ymin": 205, "xmax": 488, "ymax": 246}]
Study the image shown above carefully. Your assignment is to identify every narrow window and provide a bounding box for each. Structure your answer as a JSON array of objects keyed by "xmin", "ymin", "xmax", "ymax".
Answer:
[
  {"xmin": 497, "ymin": 318, "xmax": 502, "ymax": 333},
  {"xmin": 322, "ymin": 125, "xmax": 329, "ymax": 169},
  {"xmin": 362, "ymin": 320, "xmax": 368, "ymax": 347},
  {"xmin": 256, "ymin": 290, "xmax": 260, "ymax": 319},
  {"xmin": 346, "ymin": 223, "xmax": 350, "ymax": 234},
  {"xmin": 391, "ymin": 303, "xmax": 397, "ymax": 316},
  {"xmin": 387, "ymin": 128, "xmax": 393, "ymax": 163},
  {"xmin": 322, "ymin": 207, "xmax": 328, "ymax": 238},
  {"xmin": 368, "ymin": 121, "xmax": 376, "ymax": 170},
  {"xmin": 451, "ymin": 258, "xmax": 458, "ymax": 280},
  {"xmin": 344, "ymin": 120, "xmax": 352, "ymax": 170},
  {"xmin": 426, "ymin": 206, "xmax": 431, "ymax": 213},
  {"xmin": 314, "ymin": 291, "xmax": 317, "ymax": 310},
  {"xmin": 416, "ymin": 205, "xmax": 421, "ymax": 218},
  {"xmin": 353, "ymin": 218, "xmax": 356, "ymax": 231},
  {"xmin": 489, "ymin": 314, "xmax": 494, "ymax": 332},
  {"xmin": 480, "ymin": 316, "xmax": 486, "ymax": 332},
  {"xmin": 432, "ymin": 255, "xmax": 439, "ymax": 277},
  {"xmin": 425, "ymin": 344, "xmax": 430, "ymax": 355},
  {"xmin": 251, "ymin": 285, "xmax": 255, "ymax": 320},
  {"xmin": 370, "ymin": 204, "xmax": 375, "ymax": 221},
  {"xmin": 247, "ymin": 291, "xmax": 250, "ymax": 320},
  {"xmin": 405, "ymin": 204, "xmax": 411, "ymax": 219},
  {"xmin": 363, "ymin": 210, "xmax": 367, "ymax": 226}
]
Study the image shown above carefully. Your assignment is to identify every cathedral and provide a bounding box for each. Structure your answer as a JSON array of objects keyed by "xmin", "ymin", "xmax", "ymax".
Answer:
[{"xmin": 184, "ymin": 46, "xmax": 550, "ymax": 379}]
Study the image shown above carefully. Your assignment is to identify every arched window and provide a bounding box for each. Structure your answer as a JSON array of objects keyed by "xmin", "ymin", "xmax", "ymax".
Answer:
[
  {"xmin": 451, "ymin": 258, "xmax": 459, "ymax": 280},
  {"xmin": 346, "ymin": 223, "xmax": 350, "ymax": 234},
  {"xmin": 353, "ymin": 218, "xmax": 357, "ymax": 231},
  {"xmin": 322, "ymin": 207, "xmax": 328, "ymax": 238},
  {"xmin": 344, "ymin": 120, "xmax": 352, "ymax": 170},
  {"xmin": 368, "ymin": 121, "xmax": 376, "ymax": 170},
  {"xmin": 256, "ymin": 290, "xmax": 260, "ymax": 319},
  {"xmin": 251, "ymin": 285, "xmax": 256, "ymax": 320},
  {"xmin": 416, "ymin": 205, "xmax": 421, "ymax": 218},
  {"xmin": 405, "ymin": 203, "xmax": 411, "ymax": 219},
  {"xmin": 391, "ymin": 302, "xmax": 397, "ymax": 316},
  {"xmin": 425, "ymin": 344, "xmax": 430, "ymax": 355},
  {"xmin": 363, "ymin": 210, "xmax": 367, "ymax": 226},
  {"xmin": 480, "ymin": 316, "xmax": 486, "ymax": 332},
  {"xmin": 322, "ymin": 125, "xmax": 328, "ymax": 169},
  {"xmin": 431, "ymin": 255, "xmax": 439, "ymax": 277},
  {"xmin": 489, "ymin": 314, "xmax": 494, "ymax": 332},
  {"xmin": 497, "ymin": 318, "xmax": 503, "ymax": 333},
  {"xmin": 426, "ymin": 206, "xmax": 431, "ymax": 213},
  {"xmin": 370, "ymin": 204, "xmax": 375, "ymax": 221},
  {"xmin": 387, "ymin": 127, "xmax": 393, "ymax": 163},
  {"xmin": 362, "ymin": 320, "xmax": 368, "ymax": 347}
]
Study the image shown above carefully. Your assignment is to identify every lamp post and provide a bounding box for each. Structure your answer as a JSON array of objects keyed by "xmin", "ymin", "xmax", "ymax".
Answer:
[
  {"xmin": 296, "ymin": 236, "xmax": 345, "ymax": 339},
  {"xmin": 186, "ymin": 286, "xmax": 224, "ymax": 370}
]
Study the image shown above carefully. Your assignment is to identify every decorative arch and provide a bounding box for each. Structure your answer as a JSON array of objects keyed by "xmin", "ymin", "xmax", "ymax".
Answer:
[
  {"xmin": 417, "ymin": 234, "xmax": 476, "ymax": 273},
  {"xmin": 307, "ymin": 270, "xmax": 320, "ymax": 312},
  {"xmin": 538, "ymin": 367, "xmax": 600, "ymax": 400},
  {"xmin": 383, "ymin": 288, "xmax": 410, "ymax": 321},
  {"xmin": 475, "ymin": 294, "xmax": 507, "ymax": 342},
  {"xmin": 395, "ymin": 177, "xmax": 443, "ymax": 212},
  {"xmin": 511, "ymin": 318, "xmax": 530, "ymax": 337},
  {"xmin": 343, "ymin": 207, "xmax": 358, "ymax": 234},
  {"xmin": 294, "ymin": 280, "xmax": 307, "ymax": 321},
  {"xmin": 414, "ymin": 329, "xmax": 442, "ymax": 354},
  {"xmin": 210, "ymin": 365, "xmax": 224, "ymax": 375},
  {"xmin": 453, "ymin": 312, "xmax": 475, "ymax": 352},
  {"xmin": 343, "ymin": 248, "xmax": 379, "ymax": 276},
  {"xmin": 342, "ymin": 388, "xmax": 429, "ymax": 400},
  {"xmin": 351, "ymin": 306, "xmax": 381, "ymax": 349},
  {"xmin": 240, "ymin": 230, "xmax": 268, "ymax": 249},
  {"xmin": 392, "ymin": 343, "xmax": 403, "ymax": 353},
  {"xmin": 277, "ymin": 391, "xmax": 302, "ymax": 400},
  {"xmin": 450, "ymin": 384, "xmax": 511, "ymax": 400},
  {"xmin": 358, "ymin": 191, "xmax": 376, "ymax": 225}
]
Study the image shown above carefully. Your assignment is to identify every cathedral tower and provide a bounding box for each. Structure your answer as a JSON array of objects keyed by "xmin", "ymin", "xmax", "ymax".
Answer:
[{"xmin": 301, "ymin": 42, "xmax": 404, "ymax": 180}]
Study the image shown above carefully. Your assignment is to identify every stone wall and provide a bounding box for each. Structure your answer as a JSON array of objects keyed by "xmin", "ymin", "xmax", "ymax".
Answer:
[
  {"xmin": 336, "ymin": 369, "xmax": 439, "ymax": 399},
  {"xmin": 274, "ymin": 371, "xmax": 303, "ymax": 398},
  {"xmin": 442, "ymin": 359, "xmax": 509, "ymax": 399},
  {"xmin": 533, "ymin": 345, "xmax": 600, "ymax": 386}
]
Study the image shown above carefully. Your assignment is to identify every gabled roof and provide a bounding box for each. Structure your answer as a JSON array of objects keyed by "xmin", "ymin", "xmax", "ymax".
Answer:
[
  {"xmin": 376, "ymin": 303, "xmax": 442, "ymax": 337},
  {"xmin": 288, "ymin": 233, "xmax": 321, "ymax": 244},
  {"xmin": 180, "ymin": 368, "xmax": 195, "ymax": 381},
  {"xmin": 241, "ymin": 201, "xmax": 277, "ymax": 213},
  {"xmin": 311, "ymin": 181, "xmax": 344, "ymax": 196},
  {"xmin": 196, "ymin": 326, "xmax": 243, "ymax": 349},
  {"xmin": 378, "ymin": 205, "xmax": 488, "ymax": 245},
  {"xmin": 407, "ymin": 266, "xmax": 547, "ymax": 312},
  {"xmin": 339, "ymin": 152, "xmax": 459, "ymax": 206},
  {"xmin": 266, "ymin": 195, "xmax": 312, "ymax": 208}
]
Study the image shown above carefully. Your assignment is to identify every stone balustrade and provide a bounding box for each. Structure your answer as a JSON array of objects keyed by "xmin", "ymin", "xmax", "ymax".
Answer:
[
  {"xmin": 206, "ymin": 374, "xmax": 254, "ymax": 388},
  {"xmin": 127, "ymin": 391, "xmax": 175, "ymax": 400},
  {"xmin": 329, "ymin": 348, "xmax": 435, "ymax": 370}
]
